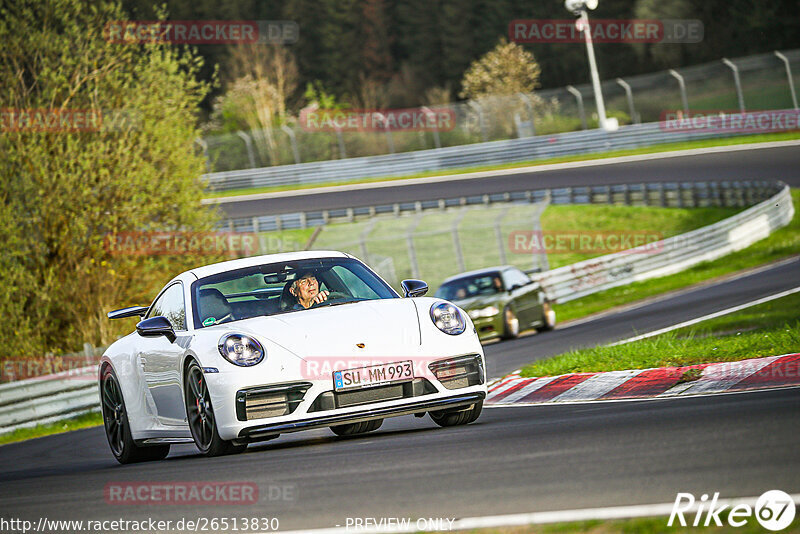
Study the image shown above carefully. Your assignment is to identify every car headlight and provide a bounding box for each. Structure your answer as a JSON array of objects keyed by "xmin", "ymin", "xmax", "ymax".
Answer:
[
  {"xmin": 468, "ymin": 306, "xmax": 500, "ymax": 319},
  {"xmin": 430, "ymin": 302, "xmax": 466, "ymax": 335},
  {"xmin": 218, "ymin": 333, "xmax": 265, "ymax": 367}
]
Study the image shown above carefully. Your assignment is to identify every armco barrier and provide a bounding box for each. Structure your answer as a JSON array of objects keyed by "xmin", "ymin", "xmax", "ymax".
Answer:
[
  {"xmin": 204, "ymin": 115, "xmax": 796, "ymax": 192},
  {"xmin": 534, "ymin": 182, "xmax": 794, "ymax": 302},
  {"xmin": 0, "ymin": 181, "xmax": 794, "ymax": 434}
]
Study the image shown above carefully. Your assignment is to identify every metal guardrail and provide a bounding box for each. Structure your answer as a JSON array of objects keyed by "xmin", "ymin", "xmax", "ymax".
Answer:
[
  {"xmin": 204, "ymin": 115, "xmax": 793, "ymax": 192},
  {"xmin": 0, "ymin": 181, "xmax": 793, "ymax": 434},
  {"xmin": 0, "ymin": 367, "xmax": 97, "ymax": 434},
  {"xmin": 534, "ymin": 182, "xmax": 794, "ymax": 303}
]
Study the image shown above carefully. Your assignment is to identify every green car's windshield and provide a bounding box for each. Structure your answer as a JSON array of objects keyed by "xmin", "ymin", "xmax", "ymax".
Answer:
[
  {"xmin": 191, "ymin": 257, "xmax": 398, "ymax": 328},
  {"xmin": 435, "ymin": 273, "xmax": 504, "ymax": 301}
]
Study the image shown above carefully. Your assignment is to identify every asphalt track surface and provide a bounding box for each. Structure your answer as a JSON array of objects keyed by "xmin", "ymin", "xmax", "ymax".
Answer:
[
  {"xmin": 1, "ymin": 147, "xmax": 798, "ymax": 531},
  {"xmin": 212, "ymin": 144, "xmax": 800, "ymax": 218}
]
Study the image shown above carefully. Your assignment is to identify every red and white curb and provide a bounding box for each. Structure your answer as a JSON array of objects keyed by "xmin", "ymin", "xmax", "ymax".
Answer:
[{"xmin": 486, "ymin": 353, "xmax": 800, "ymax": 405}]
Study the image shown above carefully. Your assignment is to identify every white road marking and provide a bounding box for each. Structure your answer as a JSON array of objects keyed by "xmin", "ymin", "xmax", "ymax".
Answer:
[
  {"xmin": 608, "ymin": 285, "xmax": 800, "ymax": 346},
  {"xmin": 274, "ymin": 493, "xmax": 800, "ymax": 534},
  {"xmin": 203, "ymin": 139, "xmax": 800, "ymax": 204},
  {"xmin": 550, "ymin": 369, "xmax": 645, "ymax": 402}
]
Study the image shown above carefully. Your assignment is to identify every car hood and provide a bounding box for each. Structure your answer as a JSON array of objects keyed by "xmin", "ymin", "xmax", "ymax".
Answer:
[
  {"xmin": 232, "ymin": 298, "xmax": 422, "ymax": 359},
  {"xmin": 449, "ymin": 293, "xmax": 503, "ymax": 310}
]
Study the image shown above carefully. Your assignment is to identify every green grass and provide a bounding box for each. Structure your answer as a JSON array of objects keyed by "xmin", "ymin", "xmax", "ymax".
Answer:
[
  {"xmin": 554, "ymin": 190, "xmax": 799, "ymax": 324},
  {"xmin": 0, "ymin": 411, "xmax": 102, "ymax": 445},
  {"xmin": 204, "ymin": 131, "xmax": 800, "ymax": 199},
  {"xmin": 454, "ymin": 515, "xmax": 800, "ymax": 533},
  {"xmin": 302, "ymin": 201, "xmax": 738, "ymax": 292},
  {"xmin": 520, "ymin": 286, "xmax": 800, "ymax": 378}
]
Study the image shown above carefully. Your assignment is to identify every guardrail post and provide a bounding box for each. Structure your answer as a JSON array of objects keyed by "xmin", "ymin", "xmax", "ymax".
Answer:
[
  {"xmin": 722, "ymin": 58, "xmax": 746, "ymax": 113},
  {"xmin": 774, "ymin": 51, "xmax": 799, "ymax": 110},
  {"xmin": 236, "ymin": 131, "xmax": 257, "ymax": 168},
  {"xmin": 566, "ymin": 86, "xmax": 587, "ymax": 130},
  {"xmin": 281, "ymin": 125, "xmax": 301, "ymax": 164},
  {"xmin": 615, "ymin": 78, "xmax": 639, "ymax": 124},
  {"xmin": 668, "ymin": 69, "xmax": 689, "ymax": 114}
]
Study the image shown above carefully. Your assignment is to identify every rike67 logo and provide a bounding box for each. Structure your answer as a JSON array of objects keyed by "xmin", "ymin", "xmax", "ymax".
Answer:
[{"xmin": 669, "ymin": 490, "xmax": 796, "ymax": 531}]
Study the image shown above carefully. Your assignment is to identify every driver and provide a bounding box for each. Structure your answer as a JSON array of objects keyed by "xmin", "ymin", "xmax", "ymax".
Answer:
[{"xmin": 289, "ymin": 271, "xmax": 330, "ymax": 309}]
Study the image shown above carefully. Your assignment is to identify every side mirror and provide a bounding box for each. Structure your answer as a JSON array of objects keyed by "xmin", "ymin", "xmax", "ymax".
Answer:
[
  {"xmin": 508, "ymin": 284, "xmax": 521, "ymax": 293},
  {"xmin": 108, "ymin": 305, "xmax": 148, "ymax": 319},
  {"xmin": 401, "ymin": 279, "xmax": 428, "ymax": 298},
  {"xmin": 136, "ymin": 316, "xmax": 176, "ymax": 343}
]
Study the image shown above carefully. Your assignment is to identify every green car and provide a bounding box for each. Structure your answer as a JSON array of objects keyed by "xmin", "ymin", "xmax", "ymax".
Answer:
[{"xmin": 435, "ymin": 266, "xmax": 556, "ymax": 341}]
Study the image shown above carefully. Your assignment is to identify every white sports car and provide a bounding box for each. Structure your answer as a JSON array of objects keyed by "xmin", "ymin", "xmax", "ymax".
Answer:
[{"xmin": 100, "ymin": 251, "xmax": 486, "ymax": 463}]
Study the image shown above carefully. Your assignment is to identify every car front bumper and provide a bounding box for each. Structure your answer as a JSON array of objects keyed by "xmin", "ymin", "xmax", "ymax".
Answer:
[{"xmin": 205, "ymin": 352, "xmax": 487, "ymax": 441}]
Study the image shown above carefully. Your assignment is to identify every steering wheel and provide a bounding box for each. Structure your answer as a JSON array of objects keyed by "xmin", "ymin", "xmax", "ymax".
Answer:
[{"xmin": 309, "ymin": 291, "xmax": 350, "ymax": 307}]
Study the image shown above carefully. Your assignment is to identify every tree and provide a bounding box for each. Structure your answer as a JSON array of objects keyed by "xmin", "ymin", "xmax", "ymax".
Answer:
[
  {"xmin": 0, "ymin": 0, "xmax": 215, "ymax": 355},
  {"xmin": 209, "ymin": 44, "xmax": 299, "ymax": 165},
  {"xmin": 459, "ymin": 38, "xmax": 542, "ymax": 100}
]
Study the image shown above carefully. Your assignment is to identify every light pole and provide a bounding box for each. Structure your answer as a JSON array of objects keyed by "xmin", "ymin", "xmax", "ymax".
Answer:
[{"xmin": 565, "ymin": 0, "xmax": 618, "ymax": 131}]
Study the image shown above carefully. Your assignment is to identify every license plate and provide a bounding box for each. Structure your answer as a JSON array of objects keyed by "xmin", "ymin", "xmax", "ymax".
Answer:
[{"xmin": 333, "ymin": 361, "xmax": 414, "ymax": 392}]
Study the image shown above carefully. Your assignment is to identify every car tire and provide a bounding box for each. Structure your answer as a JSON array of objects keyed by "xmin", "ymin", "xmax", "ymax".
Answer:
[
  {"xmin": 540, "ymin": 301, "xmax": 556, "ymax": 331},
  {"xmin": 501, "ymin": 306, "xmax": 520, "ymax": 340},
  {"xmin": 101, "ymin": 365, "xmax": 170, "ymax": 464},
  {"xmin": 429, "ymin": 401, "xmax": 483, "ymax": 427},
  {"xmin": 185, "ymin": 361, "xmax": 246, "ymax": 457},
  {"xmin": 330, "ymin": 419, "xmax": 383, "ymax": 436}
]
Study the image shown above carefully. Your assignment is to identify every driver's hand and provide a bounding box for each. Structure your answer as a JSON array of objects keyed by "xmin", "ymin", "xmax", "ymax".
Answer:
[{"xmin": 311, "ymin": 290, "xmax": 329, "ymax": 304}]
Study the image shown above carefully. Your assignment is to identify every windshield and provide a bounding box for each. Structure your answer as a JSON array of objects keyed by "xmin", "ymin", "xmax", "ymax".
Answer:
[
  {"xmin": 435, "ymin": 273, "xmax": 504, "ymax": 301},
  {"xmin": 191, "ymin": 257, "xmax": 398, "ymax": 328}
]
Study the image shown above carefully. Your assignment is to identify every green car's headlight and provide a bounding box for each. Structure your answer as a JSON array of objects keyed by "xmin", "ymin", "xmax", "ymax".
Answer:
[
  {"xmin": 218, "ymin": 333, "xmax": 265, "ymax": 367},
  {"xmin": 468, "ymin": 306, "xmax": 500, "ymax": 319},
  {"xmin": 430, "ymin": 302, "xmax": 466, "ymax": 335}
]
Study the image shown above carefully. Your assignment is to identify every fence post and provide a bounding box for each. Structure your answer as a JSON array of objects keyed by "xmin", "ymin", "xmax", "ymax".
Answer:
[
  {"xmin": 566, "ymin": 85, "xmax": 587, "ymax": 130},
  {"xmin": 615, "ymin": 78, "xmax": 639, "ymax": 124},
  {"xmin": 373, "ymin": 113, "xmax": 395, "ymax": 154},
  {"xmin": 406, "ymin": 212, "xmax": 425, "ymax": 279},
  {"xmin": 359, "ymin": 218, "xmax": 378, "ymax": 264},
  {"xmin": 517, "ymin": 92, "xmax": 537, "ymax": 136},
  {"xmin": 774, "ymin": 51, "xmax": 799, "ymax": 110},
  {"xmin": 494, "ymin": 208, "xmax": 510, "ymax": 265},
  {"xmin": 668, "ymin": 69, "xmax": 689, "ymax": 114},
  {"xmin": 722, "ymin": 58, "xmax": 746, "ymax": 113},
  {"xmin": 468, "ymin": 100, "xmax": 488, "ymax": 142},
  {"xmin": 194, "ymin": 138, "xmax": 211, "ymax": 173},
  {"xmin": 421, "ymin": 106, "xmax": 441, "ymax": 148},
  {"xmin": 236, "ymin": 131, "xmax": 257, "ymax": 168},
  {"xmin": 451, "ymin": 209, "xmax": 467, "ymax": 272},
  {"xmin": 334, "ymin": 126, "xmax": 347, "ymax": 159},
  {"xmin": 281, "ymin": 125, "xmax": 301, "ymax": 164}
]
